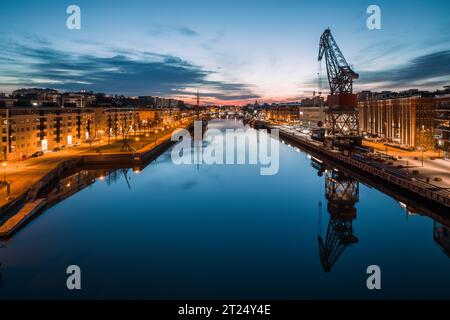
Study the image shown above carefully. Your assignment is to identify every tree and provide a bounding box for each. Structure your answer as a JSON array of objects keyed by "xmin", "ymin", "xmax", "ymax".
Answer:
[{"xmin": 120, "ymin": 112, "xmax": 133, "ymax": 151}]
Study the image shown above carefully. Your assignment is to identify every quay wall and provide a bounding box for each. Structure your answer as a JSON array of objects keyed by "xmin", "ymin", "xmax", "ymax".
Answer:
[
  {"xmin": 0, "ymin": 131, "xmax": 180, "ymax": 221},
  {"xmin": 256, "ymin": 120, "xmax": 450, "ymax": 209}
]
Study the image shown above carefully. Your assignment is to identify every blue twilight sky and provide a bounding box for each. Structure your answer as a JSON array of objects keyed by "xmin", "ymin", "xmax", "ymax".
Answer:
[{"xmin": 0, "ymin": 0, "xmax": 450, "ymax": 104}]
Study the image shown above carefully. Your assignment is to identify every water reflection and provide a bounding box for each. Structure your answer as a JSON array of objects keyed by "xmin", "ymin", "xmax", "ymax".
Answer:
[
  {"xmin": 0, "ymin": 119, "xmax": 448, "ymax": 299},
  {"xmin": 0, "ymin": 241, "xmax": 4, "ymax": 288},
  {"xmin": 309, "ymin": 153, "xmax": 450, "ymax": 273},
  {"xmin": 44, "ymin": 167, "xmax": 136, "ymax": 203},
  {"xmin": 0, "ymin": 165, "xmax": 144, "ymax": 241},
  {"xmin": 0, "ymin": 264, "xmax": 3, "ymax": 288},
  {"xmin": 311, "ymin": 157, "xmax": 359, "ymax": 272},
  {"xmin": 434, "ymin": 221, "xmax": 450, "ymax": 257}
]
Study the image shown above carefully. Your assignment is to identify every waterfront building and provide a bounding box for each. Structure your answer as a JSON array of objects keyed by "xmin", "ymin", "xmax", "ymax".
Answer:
[
  {"xmin": 0, "ymin": 88, "xmax": 187, "ymax": 160},
  {"xmin": 0, "ymin": 107, "xmax": 96, "ymax": 160},
  {"xmin": 358, "ymin": 91, "xmax": 436, "ymax": 149},
  {"xmin": 91, "ymin": 108, "xmax": 140, "ymax": 145},
  {"xmin": 0, "ymin": 106, "xmax": 185, "ymax": 161},
  {"xmin": 266, "ymin": 106, "xmax": 325, "ymax": 127},
  {"xmin": 435, "ymin": 93, "xmax": 450, "ymax": 159}
]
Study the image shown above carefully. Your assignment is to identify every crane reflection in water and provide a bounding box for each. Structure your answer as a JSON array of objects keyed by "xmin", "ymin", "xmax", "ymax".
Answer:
[
  {"xmin": 310, "ymin": 154, "xmax": 450, "ymax": 273},
  {"xmin": 311, "ymin": 156, "xmax": 359, "ymax": 273}
]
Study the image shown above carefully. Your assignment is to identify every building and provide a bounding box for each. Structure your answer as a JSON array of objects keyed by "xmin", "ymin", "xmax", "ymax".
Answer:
[
  {"xmin": 266, "ymin": 106, "xmax": 325, "ymax": 127},
  {"xmin": 0, "ymin": 106, "xmax": 187, "ymax": 161},
  {"xmin": 8, "ymin": 88, "xmax": 98, "ymax": 108},
  {"xmin": 301, "ymin": 96, "xmax": 325, "ymax": 108},
  {"xmin": 0, "ymin": 97, "xmax": 17, "ymax": 108},
  {"xmin": 61, "ymin": 91, "xmax": 96, "ymax": 108},
  {"xmin": 90, "ymin": 108, "xmax": 141, "ymax": 145},
  {"xmin": 0, "ymin": 88, "xmax": 189, "ymax": 160},
  {"xmin": 0, "ymin": 107, "xmax": 96, "ymax": 160},
  {"xmin": 358, "ymin": 91, "xmax": 436, "ymax": 149},
  {"xmin": 12, "ymin": 88, "xmax": 61, "ymax": 104},
  {"xmin": 435, "ymin": 93, "xmax": 450, "ymax": 159}
]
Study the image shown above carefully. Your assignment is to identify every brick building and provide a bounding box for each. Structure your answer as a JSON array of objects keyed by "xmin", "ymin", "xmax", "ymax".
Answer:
[{"xmin": 358, "ymin": 91, "xmax": 436, "ymax": 149}]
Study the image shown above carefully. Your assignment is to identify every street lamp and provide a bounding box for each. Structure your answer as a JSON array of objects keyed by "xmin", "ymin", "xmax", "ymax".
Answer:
[
  {"xmin": 421, "ymin": 146, "xmax": 424, "ymax": 167},
  {"xmin": 299, "ymin": 110, "xmax": 304, "ymax": 128},
  {"xmin": 2, "ymin": 162, "xmax": 6, "ymax": 183},
  {"xmin": 420, "ymin": 125, "xmax": 425, "ymax": 167}
]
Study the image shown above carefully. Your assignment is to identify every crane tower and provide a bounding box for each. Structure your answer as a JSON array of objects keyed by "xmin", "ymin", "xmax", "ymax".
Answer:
[{"xmin": 318, "ymin": 28, "xmax": 361, "ymax": 149}]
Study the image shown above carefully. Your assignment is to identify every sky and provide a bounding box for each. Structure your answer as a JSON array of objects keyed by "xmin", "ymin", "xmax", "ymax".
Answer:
[{"xmin": 0, "ymin": 0, "xmax": 450, "ymax": 105}]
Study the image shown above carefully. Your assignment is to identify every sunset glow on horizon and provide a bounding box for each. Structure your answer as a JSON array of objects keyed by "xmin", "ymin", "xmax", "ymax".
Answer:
[{"xmin": 1, "ymin": 0, "xmax": 449, "ymax": 105}]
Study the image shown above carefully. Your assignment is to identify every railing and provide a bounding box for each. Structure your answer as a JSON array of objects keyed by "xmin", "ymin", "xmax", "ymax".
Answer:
[{"xmin": 261, "ymin": 121, "xmax": 450, "ymax": 208}]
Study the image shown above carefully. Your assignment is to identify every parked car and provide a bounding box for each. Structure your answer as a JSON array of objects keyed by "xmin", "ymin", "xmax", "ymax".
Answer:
[
  {"xmin": 53, "ymin": 147, "xmax": 62, "ymax": 152},
  {"xmin": 20, "ymin": 155, "xmax": 29, "ymax": 161},
  {"xmin": 31, "ymin": 151, "xmax": 44, "ymax": 158}
]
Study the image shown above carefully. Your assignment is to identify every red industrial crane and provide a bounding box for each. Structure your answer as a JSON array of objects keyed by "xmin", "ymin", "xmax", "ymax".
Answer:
[{"xmin": 318, "ymin": 28, "xmax": 361, "ymax": 149}]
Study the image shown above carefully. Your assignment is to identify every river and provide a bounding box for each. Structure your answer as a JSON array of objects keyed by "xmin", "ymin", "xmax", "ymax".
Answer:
[{"xmin": 0, "ymin": 119, "xmax": 448, "ymax": 299}]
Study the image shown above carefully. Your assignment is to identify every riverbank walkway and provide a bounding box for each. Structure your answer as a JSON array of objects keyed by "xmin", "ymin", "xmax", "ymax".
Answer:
[
  {"xmin": 261, "ymin": 121, "xmax": 450, "ymax": 208},
  {"xmin": 0, "ymin": 122, "xmax": 192, "ymax": 209}
]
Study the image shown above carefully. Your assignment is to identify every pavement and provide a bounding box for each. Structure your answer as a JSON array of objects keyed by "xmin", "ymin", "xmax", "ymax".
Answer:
[
  {"xmin": 362, "ymin": 140, "xmax": 441, "ymax": 158},
  {"xmin": 362, "ymin": 140, "xmax": 450, "ymax": 189},
  {"xmin": 0, "ymin": 123, "xmax": 192, "ymax": 209},
  {"xmin": 275, "ymin": 124, "xmax": 450, "ymax": 191},
  {"xmin": 388, "ymin": 158, "xmax": 450, "ymax": 189}
]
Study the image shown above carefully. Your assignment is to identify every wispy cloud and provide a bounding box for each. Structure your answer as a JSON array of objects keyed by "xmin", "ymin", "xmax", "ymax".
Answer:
[
  {"xmin": 352, "ymin": 40, "xmax": 407, "ymax": 68},
  {"xmin": 0, "ymin": 39, "xmax": 259, "ymax": 102},
  {"xmin": 172, "ymin": 86, "xmax": 260, "ymax": 101},
  {"xmin": 176, "ymin": 27, "xmax": 199, "ymax": 37},
  {"xmin": 150, "ymin": 25, "xmax": 199, "ymax": 38},
  {"xmin": 23, "ymin": 33, "xmax": 52, "ymax": 46},
  {"xmin": 299, "ymin": 49, "xmax": 450, "ymax": 93},
  {"xmin": 358, "ymin": 50, "xmax": 450, "ymax": 88}
]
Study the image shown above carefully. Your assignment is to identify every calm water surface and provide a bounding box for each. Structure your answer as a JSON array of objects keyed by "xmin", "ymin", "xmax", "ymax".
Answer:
[{"xmin": 0, "ymin": 119, "xmax": 448, "ymax": 299}]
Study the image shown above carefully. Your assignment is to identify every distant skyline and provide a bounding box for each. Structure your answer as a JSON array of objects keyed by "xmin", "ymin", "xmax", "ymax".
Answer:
[{"xmin": 1, "ymin": 0, "xmax": 450, "ymax": 105}]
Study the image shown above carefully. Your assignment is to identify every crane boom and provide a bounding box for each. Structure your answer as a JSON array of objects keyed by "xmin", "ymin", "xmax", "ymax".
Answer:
[{"xmin": 318, "ymin": 28, "xmax": 359, "ymax": 95}]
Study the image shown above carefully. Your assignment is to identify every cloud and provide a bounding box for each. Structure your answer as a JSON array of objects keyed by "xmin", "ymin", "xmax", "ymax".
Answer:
[
  {"xmin": 358, "ymin": 50, "xmax": 450, "ymax": 88},
  {"xmin": 0, "ymin": 40, "xmax": 259, "ymax": 102},
  {"xmin": 352, "ymin": 40, "xmax": 406, "ymax": 67},
  {"xmin": 301, "ymin": 50, "xmax": 450, "ymax": 93},
  {"xmin": 150, "ymin": 25, "xmax": 199, "ymax": 38},
  {"xmin": 172, "ymin": 88, "xmax": 260, "ymax": 101},
  {"xmin": 176, "ymin": 27, "xmax": 199, "ymax": 37},
  {"xmin": 23, "ymin": 33, "xmax": 52, "ymax": 46}
]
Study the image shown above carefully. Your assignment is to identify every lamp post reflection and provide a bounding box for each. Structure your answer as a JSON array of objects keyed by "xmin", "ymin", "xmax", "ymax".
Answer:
[{"xmin": 434, "ymin": 220, "xmax": 450, "ymax": 258}]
